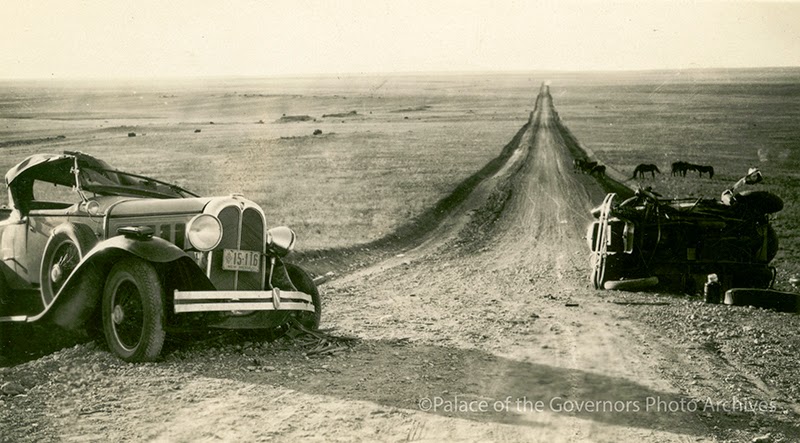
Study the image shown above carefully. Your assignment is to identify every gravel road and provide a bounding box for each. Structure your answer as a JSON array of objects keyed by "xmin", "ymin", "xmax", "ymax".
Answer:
[{"xmin": 2, "ymin": 85, "xmax": 798, "ymax": 443}]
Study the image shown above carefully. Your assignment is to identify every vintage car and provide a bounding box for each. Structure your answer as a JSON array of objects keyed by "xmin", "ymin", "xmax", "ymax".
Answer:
[
  {"xmin": 0, "ymin": 151, "xmax": 320, "ymax": 362},
  {"xmin": 589, "ymin": 168, "xmax": 783, "ymax": 293}
]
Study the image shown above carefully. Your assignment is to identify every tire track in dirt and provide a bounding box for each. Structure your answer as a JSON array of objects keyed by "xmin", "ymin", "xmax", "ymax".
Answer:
[
  {"xmin": 312, "ymin": 84, "xmax": 720, "ymax": 441},
  {"xmin": 4, "ymin": 84, "xmax": 773, "ymax": 442}
]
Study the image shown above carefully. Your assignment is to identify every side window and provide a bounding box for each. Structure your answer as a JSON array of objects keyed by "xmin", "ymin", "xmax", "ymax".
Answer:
[{"xmin": 32, "ymin": 180, "xmax": 76, "ymax": 203}]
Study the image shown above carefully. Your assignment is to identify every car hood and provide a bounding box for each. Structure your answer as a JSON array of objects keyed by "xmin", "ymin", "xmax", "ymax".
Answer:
[{"xmin": 106, "ymin": 197, "xmax": 215, "ymax": 218}]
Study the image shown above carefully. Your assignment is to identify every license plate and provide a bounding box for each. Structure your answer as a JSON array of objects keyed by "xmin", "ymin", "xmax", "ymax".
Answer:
[{"xmin": 222, "ymin": 249, "xmax": 261, "ymax": 273}]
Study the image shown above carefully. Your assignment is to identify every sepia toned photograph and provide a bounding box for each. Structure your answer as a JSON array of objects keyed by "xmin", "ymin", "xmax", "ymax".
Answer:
[{"xmin": 1, "ymin": 1, "xmax": 799, "ymax": 441}]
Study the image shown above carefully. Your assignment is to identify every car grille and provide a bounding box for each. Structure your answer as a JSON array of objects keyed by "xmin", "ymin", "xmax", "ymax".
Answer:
[{"xmin": 208, "ymin": 205, "xmax": 265, "ymax": 290}]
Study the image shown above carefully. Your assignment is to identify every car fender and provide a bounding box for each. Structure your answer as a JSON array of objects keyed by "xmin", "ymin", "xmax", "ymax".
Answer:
[
  {"xmin": 31, "ymin": 235, "xmax": 213, "ymax": 330},
  {"xmin": 40, "ymin": 223, "xmax": 99, "ymax": 306}
]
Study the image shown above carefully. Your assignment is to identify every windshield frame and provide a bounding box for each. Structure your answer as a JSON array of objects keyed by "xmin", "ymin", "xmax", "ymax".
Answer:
[{"xmin": 78, "ymin": 165, "xmax": 200, "ymax": 199}]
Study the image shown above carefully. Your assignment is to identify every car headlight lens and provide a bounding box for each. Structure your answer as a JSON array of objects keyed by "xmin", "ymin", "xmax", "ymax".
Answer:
[
  {"xmin": 267, "ymin": 226, "xmax": 296, "ymax": 257},
  {"xmin": 186, "ymin": 214, "xmax": 222, "ymax": 251}
]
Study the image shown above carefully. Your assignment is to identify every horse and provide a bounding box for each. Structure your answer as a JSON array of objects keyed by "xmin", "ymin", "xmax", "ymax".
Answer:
[
  {"xmin": 590, "ymin": 164, "xmax": 606, "ymax": 177},
  {"xmin": 693, "ymin": 164, "xmax": 714, "ymax": 178},
  {"xmin": 632, "ymin": 163, "xmax": 661, "ymax": 179},
  {"xmin": 573, "ymin": 160, "xmax": 597, "ymax": 174},
  {"xmin": 671, "ymin": 161, "xmax": 690, "ymax": 177}
]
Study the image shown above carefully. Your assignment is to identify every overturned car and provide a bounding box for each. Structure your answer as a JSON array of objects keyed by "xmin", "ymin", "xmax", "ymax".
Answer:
[
  {"xmin": 589, "ymin": 169, "xmax": 782, "ymax": 293},
  {"xmin": 0, "ymin": 151, "xmax": 320, "ymax": 362}
]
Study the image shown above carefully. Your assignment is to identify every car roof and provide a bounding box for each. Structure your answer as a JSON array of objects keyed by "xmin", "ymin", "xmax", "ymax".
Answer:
[{"xmin": 5, "ymin": 151, "xmax": 112, "ymax": 186}]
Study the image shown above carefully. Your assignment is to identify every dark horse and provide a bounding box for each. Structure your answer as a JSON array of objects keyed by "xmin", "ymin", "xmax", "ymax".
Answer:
[
  {"xmin": 574, "ymin": 158, "xmax": 600, "ymax": 174},
  {"xmin": 632, "ymin": 163, "xmax": 661, "ymax": 179},
  {"xmin": 692, "ymin": 164, "xmax": 714, "ymax": 178},
  {"xmin": 590, "ymin": 164, "xmax": 606, "ymax": 177},
  {"xmin": 671, "ymin": 161, "xmax": 690, "ymax": 177}
]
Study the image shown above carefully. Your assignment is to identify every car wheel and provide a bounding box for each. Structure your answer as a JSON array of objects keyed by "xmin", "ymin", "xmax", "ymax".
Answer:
[
  {"xmin": 734, "ymin": 190, "xmax": 784, "ymax": 214},
  {"xmin": 284, "ymin": 263, "xmax": 321, "ymax": 330},
  {"xmin": 603, "ymin": 276, "xmax": 659, "ymax": 291},
  {"xmin": 766, "ymin": 225, "xmax": 779, "ymax": 263},
  {"xmin": 101, "ymin": 257, "xmax": 165, "ymax": 362},
  {"xmin": 724, "ymin": 288, "xmax": 800, "ymax": 313},
  {"xmin": 40, "ymin": 226, "xmax": 96, "ymax": 307}
]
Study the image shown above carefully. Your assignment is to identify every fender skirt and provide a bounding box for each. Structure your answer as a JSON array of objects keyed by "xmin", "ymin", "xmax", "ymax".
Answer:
[{"xmin": 30, "ymin": 235, "xmax": 214, "ymax": 330}]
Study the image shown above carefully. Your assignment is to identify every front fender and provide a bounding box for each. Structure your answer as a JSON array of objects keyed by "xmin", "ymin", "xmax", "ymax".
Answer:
[{"xmin": 31, "ymin": 235, "xmax": 212, "ymax": 330}]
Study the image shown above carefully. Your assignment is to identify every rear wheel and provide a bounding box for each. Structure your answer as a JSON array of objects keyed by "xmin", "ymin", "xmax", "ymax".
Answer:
[
  {"xmin": 101, "ymin": 257, "xmax": 165, "ymax": 362},
  {"xmin": 724, "ymin": 288, "xmax": 800, "ymax": 313},
  {"xmin": 40, "ymin": 226, "xmax": 97, "ymax": 307},
  {"xmin": 603, "ymin": 276, "xmax": 659, "ymax": 291}
]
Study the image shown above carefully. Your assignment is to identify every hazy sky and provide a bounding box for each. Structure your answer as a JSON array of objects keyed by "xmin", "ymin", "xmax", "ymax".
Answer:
[{"xmin": 1, "ymin": 0, "xmax": 798, "ymax": 79}]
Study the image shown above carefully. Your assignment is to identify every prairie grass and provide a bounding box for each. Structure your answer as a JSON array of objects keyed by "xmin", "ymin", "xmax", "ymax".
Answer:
[
  {"xmin": 1, "ymin": 70, "xmax": 799, "ymax": 287},
  {"xmin": 550, "ymin": 68, "xmax": 800, "ymax": 289}
]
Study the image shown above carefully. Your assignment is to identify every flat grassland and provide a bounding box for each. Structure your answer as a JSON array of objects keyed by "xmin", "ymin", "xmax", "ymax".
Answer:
[
  {"xmin": 1, "ymin": 69, "xmax": 799, "ymax": 286},
  {"xmin": 551, "ymin": 68, "xmax": 800, "ymax": 289},
  {"xmin": 0, "ymin": 75, "xmax": 531, "ymax": 250}
]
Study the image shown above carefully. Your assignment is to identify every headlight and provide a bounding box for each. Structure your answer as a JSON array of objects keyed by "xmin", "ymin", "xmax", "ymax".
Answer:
[
  {"xmin": 186, "ymin": 214, "xmax": 222, "ymax": 251},
  {"xmin": 267, "ymin": 226, "xmax": 296, "ymax": 256}
]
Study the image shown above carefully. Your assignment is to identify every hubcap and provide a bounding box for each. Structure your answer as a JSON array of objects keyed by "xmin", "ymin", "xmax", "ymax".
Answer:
[
  {"xmin": 112, "ymin": 304, "xmax": 125, "ymax": 324},
  {"xmin": 111, "ymin": 280, "xmax": 144, "ymax": 351},
  {"xmin": 50, "ymin": 242, "xmax": 79, "ymax": 291}
]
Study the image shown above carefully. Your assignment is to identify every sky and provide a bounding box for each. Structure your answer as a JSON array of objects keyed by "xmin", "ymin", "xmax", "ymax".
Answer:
[{"xmin": 1, "ymin": 0, "xmax": 799, "ymax": 79}]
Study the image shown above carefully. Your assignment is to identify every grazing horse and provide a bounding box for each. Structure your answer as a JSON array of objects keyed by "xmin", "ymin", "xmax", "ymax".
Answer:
[
  {"xmin": 590, "ymin": 164, "xmax": 606, "ymax": 177},
  {"xmin": 693, "ymin": 164, "xmax": 714, "ymax": 178},
  {"xmin": 573, "ymin": 158, "xmax": 586, "ymax": 172},
  {"xmin": 581, "ymin": 161, "xmax": 598, "ymax": 174},
  {"xmin": 671, "ymin": 161, "xmax": 690, "ymax": 177},
  {"xmin": 632, "ymin": 163, "xmax": 661, "ymax": 179}
]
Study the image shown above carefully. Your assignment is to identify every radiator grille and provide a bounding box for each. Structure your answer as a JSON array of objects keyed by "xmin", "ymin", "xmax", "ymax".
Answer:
[{"xmin": 207, "ymin": 205, "xmax": 265, "ymax": 290}]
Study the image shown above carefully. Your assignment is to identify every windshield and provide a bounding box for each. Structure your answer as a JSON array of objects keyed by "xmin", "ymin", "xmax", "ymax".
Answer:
[{"xmin": 79, "ymin": 166, "xmax": 198, "ymax": 199}]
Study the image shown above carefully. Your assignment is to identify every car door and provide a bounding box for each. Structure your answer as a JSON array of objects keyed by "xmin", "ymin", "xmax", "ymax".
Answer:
[{"xmin": 0, "ymin": 208, "xmax": 32, "ymax": 290}]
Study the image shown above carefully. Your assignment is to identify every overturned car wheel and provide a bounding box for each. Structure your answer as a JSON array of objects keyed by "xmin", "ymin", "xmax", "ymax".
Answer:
[
  {"xmin": 603, "ymin": 276, "xmax": 659, "ymax": 291},
  {"xmin": 102, "ymin": 257, "xmax": 166, "ymax": 362}
]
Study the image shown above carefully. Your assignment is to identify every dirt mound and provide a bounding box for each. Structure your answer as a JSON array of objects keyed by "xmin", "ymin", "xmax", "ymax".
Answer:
[
  {"xmin": 322, "ymin": 110, "xmax": 358, "ymax": 118},
  {"xmin": 275, "ymin": 114, "xmax": 314, "ymax": 123}
]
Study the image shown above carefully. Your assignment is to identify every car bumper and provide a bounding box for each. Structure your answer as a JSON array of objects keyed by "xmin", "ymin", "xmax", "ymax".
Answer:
[{"xmin": 173, "ymin": 288, "xmax": 315, "ymax": 314}]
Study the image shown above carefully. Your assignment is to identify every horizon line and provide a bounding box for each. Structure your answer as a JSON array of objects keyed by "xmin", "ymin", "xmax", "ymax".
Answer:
[{"xmin": 1, "ymin": 66, "xmax": 800, "ymax": 83}]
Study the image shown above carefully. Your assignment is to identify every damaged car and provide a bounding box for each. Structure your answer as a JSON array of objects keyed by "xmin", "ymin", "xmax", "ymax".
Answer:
[
  {"xmin": 0, "ymin": 151, "xmax": 320, "ymax": 362},
  {"xmin": 589, "ymin": 168, "xmax": 783, "ymax": 293}
]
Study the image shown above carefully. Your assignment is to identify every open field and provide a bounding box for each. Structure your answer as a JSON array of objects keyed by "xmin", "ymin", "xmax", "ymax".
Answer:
[
  {"xmin": 3, "ymin": 69, "xmax": 799, "ymax": 284},
  {"xmin": 549, "ymin": 68, "xmax": 800, "ymax": 289},
  {"xmin": 2, "ymin": 73, "xmax": 800, "ymax": 442},
  {"xmin": 0, "ymin": 75, "xmax": 534, "ymax": 250}
]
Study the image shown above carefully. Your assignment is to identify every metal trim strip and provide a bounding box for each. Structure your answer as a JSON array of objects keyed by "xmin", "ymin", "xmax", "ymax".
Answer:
[
  {"xmin": 174, "ymin": 290, "xmax": 312, "ymax": 302},
  {"xmin": 174, "ymin": 301, "xmax": 314, "ymax": 313}
]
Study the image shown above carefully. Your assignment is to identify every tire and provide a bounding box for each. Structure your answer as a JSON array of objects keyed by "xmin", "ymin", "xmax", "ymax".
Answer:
[
  {"xmin": 603, "ymin": 276, "xmax": 659, "ymax": 291},
  {"xmin": 284, "ymin": 263, "xmax": 321, "ymax": 330},
  {"xmin": 101, "ymin": 257, "xmax": 166, "ymax": 362},
  {"xmin": 734, "ymin": 190, "xmax": 784, "ymax": 214},
  {"xmin": 766, "ymin": 225, "xmax": 779, "ymax": 263},
  {"xmin": 724, "ymin": 288, "xmax": 800, "ymax": 313},
  {"xmin": 40, "ymin": 226, "xmax": 96, "ymax": 307}
]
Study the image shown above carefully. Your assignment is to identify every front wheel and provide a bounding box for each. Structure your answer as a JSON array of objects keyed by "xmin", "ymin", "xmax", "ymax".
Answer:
[
  {"xmin": 101, "ymin": 257, "xmax": 166, "ymax": 362},
  {"xmin": 284, "ymin": 263, "xmax": 322, "ymax": 330}
]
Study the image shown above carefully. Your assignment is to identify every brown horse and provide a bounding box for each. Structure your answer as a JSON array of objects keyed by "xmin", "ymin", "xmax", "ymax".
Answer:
[
  {"xmin": 692, "ymin": 164, "xmax": 714, "ymax": 178},
  {"xmin": 632, "ymin": 163, "xmax": 661, "ymax": 179},
  {"xmin": 590, "ymin": 164, "xmax": 606, "ymax": 177},
  {"xmin": 671, "ymin": 161, "xmax": 690, "ymax": 177}
]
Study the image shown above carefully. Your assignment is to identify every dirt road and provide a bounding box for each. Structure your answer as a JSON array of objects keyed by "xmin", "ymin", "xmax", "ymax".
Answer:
[{"xmin": 1, "ymin": 86, "xmax": 797, "ymax": 442}]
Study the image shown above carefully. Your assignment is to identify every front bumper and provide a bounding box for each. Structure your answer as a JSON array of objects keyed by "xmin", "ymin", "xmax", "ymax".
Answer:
[{"xmin": 173, "ymin": 289, "xmax": 315, "ymax": 314}]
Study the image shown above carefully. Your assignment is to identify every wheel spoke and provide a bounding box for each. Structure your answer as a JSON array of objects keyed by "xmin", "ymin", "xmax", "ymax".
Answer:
[{"xmin": 113, "ymin": 281, "xmax": 144, "ymax": 350}]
